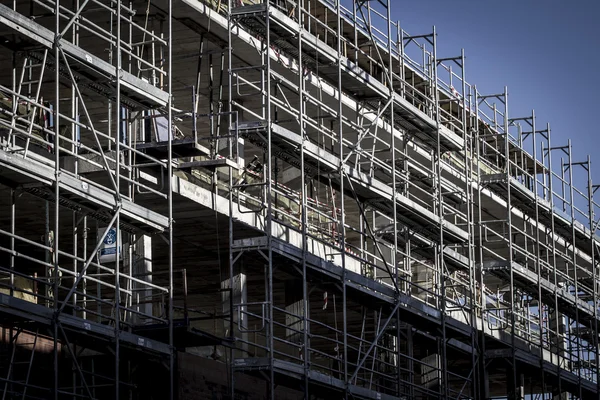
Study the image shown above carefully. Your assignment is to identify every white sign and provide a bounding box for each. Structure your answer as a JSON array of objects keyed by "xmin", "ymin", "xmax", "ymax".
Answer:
[{"xmin": 98, "ymin": 227, "xmax": 122, "ymax": 263}]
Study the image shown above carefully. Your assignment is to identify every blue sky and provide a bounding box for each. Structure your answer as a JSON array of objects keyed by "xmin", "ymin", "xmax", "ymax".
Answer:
[{"xmin": 388, "ymin": 0, "xmax": 600, "ymax": 217}]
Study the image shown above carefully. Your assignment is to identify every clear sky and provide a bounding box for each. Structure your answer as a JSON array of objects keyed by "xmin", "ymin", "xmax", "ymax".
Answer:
[{"xmin": 388, "ymin": 0, "xmax": 599, "ymax": 214}]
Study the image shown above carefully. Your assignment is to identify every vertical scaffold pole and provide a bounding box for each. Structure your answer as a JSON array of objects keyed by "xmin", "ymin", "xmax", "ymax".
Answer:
[
  {"xmin": 168, "ymin": 0, "xmax": 175, "ymax": 395},
  {"xmin": 115, "ymin": 0, "xmax": 122, "ymax": 396},
  {"xmin": 263, "ymin": 2, "xmax": 275, "ymax": 398},
  {"xmin": 297, "ymin": 0, "xmax": 310, "ymax": 398},
  {"xmin": 339, "ymin": 2, "xmax": 347, "ymax": 398},
  {"xmin": 566, "ymin": 140, "xmax": 583, "ymax": 399},
  {"xmin": 588, "ymin": 156, "xmax": 600, "ymax": 395},
  {"xmin": 226, "ymin": 1, "xmax": 235, "ymax": 398},
  {"xmin": 384, "ymin": 2, "xmax": 399, "ymax": 394},
  {"xmin": 431, "ymin": 25, "xmax": 449, "ymax": 399},
  {"xmin": 53, "ymin": 0, "xmax": 61, "ymax": 395},
  {"xmin": 461, "ymin": 48, "xmax": 478, "ymax": 399},
  {"xmin": 533, "ymin": 110, "xmax": 550, "ymax": 394}
]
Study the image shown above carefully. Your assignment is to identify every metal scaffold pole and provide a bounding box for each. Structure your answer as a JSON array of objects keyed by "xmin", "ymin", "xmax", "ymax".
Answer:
[
  {"xmin": 431, "ymin": 25, "xmax": 450, "ymax": 400},
  {"xmin": 267, "ymin": 2, "xmax": 275, "ymax": 396},
  {"xmin": 588, "ymin": 157, "xmax": 600, "ymax": 396},
  {"xmin": 115, "ymin": 0, "xmax": 122, "ymax": 396},
  {"xmin": 337, "ymin": 2, "xmax": 348, "ymax": 398},
  {"xmin": 168, "ymin": 0, "xmax": 175, "ymax": 396},
  {"xmin": 297, "ymin": 0, "xmax": 310, "ymax": 398},
  {"xmin": 53, "ymin": 0, "xmax": 61, "ymax": 396},
  {"xmin": 505, "ymin": 96, "xmax": 518, "ymax": 400},
  {"xmin": 461, "ymin": 48, "xmax": 479, "ymax": 399},
  {"xmin": 227, "ymin": 1, "xmax": 236, "ymax": 399}
]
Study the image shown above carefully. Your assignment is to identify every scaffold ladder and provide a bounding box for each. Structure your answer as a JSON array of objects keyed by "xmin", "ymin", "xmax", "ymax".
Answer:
[
  {"xmin": 1, "ymin": 328, "xmax": 39, "ymax": 400},
  {"xmin": 4, "ymin": 50, "xmax": 49, "ymax": 157}
]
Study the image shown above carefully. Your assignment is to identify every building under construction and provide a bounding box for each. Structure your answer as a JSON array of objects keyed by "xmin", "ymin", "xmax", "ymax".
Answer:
[{"xmin": 0, "ymin": 0, "xmax": 598, "ymax": 398}]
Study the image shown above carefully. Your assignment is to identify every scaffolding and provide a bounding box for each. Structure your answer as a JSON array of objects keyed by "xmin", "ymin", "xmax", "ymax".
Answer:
[{"xmin": 0, "ymin": 0, "xmax": 598, "ymax": 399}]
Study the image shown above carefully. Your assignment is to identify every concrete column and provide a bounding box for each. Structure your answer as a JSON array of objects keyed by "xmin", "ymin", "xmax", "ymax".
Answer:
[
  {"xmin": 284, "ymin": 280, "xmax": 304, "ymax": 344},
  {"xmin": 222, "ymin": 268, "xmax": 247, "ymax": 355},
  {"xmin": 549, "ymin": 310, "xmax": 567, "ymax": 368},
  {"xmin": 133, "ymin": 235, "xmax": 153, "ymax": 324},
  {"xmin": 518, "ymin": 373, "xmax": 525, "ymax": 400},
  {"xmin": 420, "ymin": 353, "xmax": 441, "ymax": 391},
  {"xmin": 412, "ymin": 259, "xmax": 436, "ymax": 305}
]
